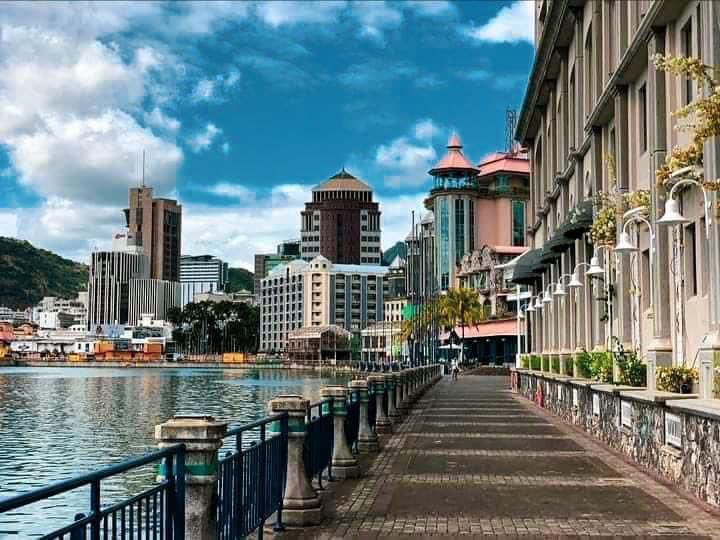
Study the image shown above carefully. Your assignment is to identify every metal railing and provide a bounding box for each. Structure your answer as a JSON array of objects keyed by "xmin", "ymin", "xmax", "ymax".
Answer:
[
  {"xmin": 217, "ymin": 413, "xmax": 288, "ymax": 540},
  {"xmin": 0, "ymin": 445, "xmax": 186, "ymax": 540},
  {"xmin": 303, "ymin": 399, "xmax": 333, "ymax": 488},
  {"xmin": 344, "ymin": 396, "xmax": 360, "ymax": 453}
]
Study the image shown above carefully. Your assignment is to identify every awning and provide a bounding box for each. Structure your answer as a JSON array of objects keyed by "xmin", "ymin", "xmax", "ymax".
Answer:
[
  {"xmin": 539, "ymin": 245, "xmax": 561, "ymax": 263},
  {"xmin": 562, "ymin": 199, "xmax": 593, "ymax": 240},
  {"xmin": 508, "ymin": 248, "xmax": 543, "ymax": 286},
  {"xmin": 440, "ymin": 319, "xmax": 518, "ymax": 341},
  {"xmin": 546, "ymin": 232, "xmax": 573, "ymax": 253}
]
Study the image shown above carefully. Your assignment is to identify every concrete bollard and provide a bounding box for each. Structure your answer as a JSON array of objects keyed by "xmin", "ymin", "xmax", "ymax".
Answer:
[
  {"xmin": 386, "ymin": 373, "xmax": 401, "ymax": 424},
  {"xmin": 268, "ymin": 395, "xmax": 323, "ymax": 526},
  {"xmin": 350, "ymin": 379, "xmax": 378, "ymax": 453},
  {"xmin": 369, "ymin": 374, "xmax": 392, "ymax": 434},
  {"xmin": 321, "ymin": 386, "xmax": 359, "ymax": 479},
  {"xmin": 155, "ymin": 415, "xmax": 227, "ymax": 540}
]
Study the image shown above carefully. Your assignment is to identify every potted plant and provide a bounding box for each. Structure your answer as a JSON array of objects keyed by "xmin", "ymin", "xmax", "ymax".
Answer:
[{"xmin": 656, "ymin": 366, "xmax": 698, "ymax": 394}]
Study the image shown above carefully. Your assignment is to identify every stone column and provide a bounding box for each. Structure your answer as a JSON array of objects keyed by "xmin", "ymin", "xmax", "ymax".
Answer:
[
  {"xmin": 350, "ymin": 379, "xmax": 378, "ymax": 453},
  {"xmin": 268, "ymin": 395, "xmax": 322, "ymax": 526},
  {"xmin": 396, "ymin": 371, "xmax": 406, "ymax": 414},
  {"xmin": 385, "ymin": 373, "xmax": 400, "ymax": 423},
  {"xmin": 369, "ymin": 374, "xmax": 392, "ymax": 434},
  {"xmin": 155, "ymin": 415, "xmax": 227, "ymax": 540},
  {"xmin": 321, "ymin": 386, "xmax": 359, "ymax": 479}
]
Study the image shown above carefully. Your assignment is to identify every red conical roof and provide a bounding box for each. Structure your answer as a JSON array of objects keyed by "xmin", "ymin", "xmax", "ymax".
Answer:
[{"xmin": 429, "ymin": 133, "xmax": 478, "ymax": 176}]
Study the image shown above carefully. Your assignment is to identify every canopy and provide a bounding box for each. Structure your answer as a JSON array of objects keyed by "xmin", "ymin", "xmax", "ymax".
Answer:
[
  {"xmin": 562, "ymin": 199, "xmax": 593, "ymax": 240},
  {"xmin": 509, "ymin": 248, "xmax": 544, "ymax": 286},
  {"xmin": 440, "ymin": 319, "xmax": 518, "ymax": 341}
]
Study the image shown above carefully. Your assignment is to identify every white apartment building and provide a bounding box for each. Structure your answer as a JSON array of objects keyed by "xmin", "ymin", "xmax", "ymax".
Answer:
[{"xmin": 259, "ymin": 256, "xmax": 389, "ymax": 354}]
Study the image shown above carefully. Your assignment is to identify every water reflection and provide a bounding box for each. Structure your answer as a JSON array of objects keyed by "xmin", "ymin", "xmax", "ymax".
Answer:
[{"xmin": 0, "ymin": 367, "xmax": 349, "ymax": 537}]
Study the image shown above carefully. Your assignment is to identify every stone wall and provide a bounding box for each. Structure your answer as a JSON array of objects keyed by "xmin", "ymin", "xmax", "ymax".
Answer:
[{"xmin": 512, "ymin": 368, "xmax": 720, "ymax": 509}]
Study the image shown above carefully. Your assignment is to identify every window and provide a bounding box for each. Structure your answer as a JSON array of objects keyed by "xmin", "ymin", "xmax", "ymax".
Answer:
[
  {"xmin": 454, "ymin": 199, "xmax": 465, "ymax": 263},
  {"xmin": 701, "ymin": 217, "xmax": 709, "ymax": 295},
  {"xmin": 684, "ymin": 222, "xmax": 697, "ymax": 297},
  {"xmin": 639, "ymin": 83, "xmax": 647, "ymax": 153},
  {"xmin": 512, "ymin": 200, "xmax": 525, "ymax": 246},
  {"xmin": 681, "ymin": 19, "xmax": 693, "ymax": 105}
]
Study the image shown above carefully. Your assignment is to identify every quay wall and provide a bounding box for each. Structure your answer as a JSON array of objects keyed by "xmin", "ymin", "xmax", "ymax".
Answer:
[{"xmin": 512, "ymin": 368, "xmax": 720, "ymax": 508}]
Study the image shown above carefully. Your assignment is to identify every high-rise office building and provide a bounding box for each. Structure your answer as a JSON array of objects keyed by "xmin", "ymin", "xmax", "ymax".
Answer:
[
  {"xmin": 179, "ymin": 255, "xmax": 228, "ymax": 307},
  {"xmin": 87, "ymin": 251, "xmax": 149, "ymax": 330},
  {"xmin": 124, "ymin": 186, "xmax": 182, "ymax": 281},
  {"xmin": 300, "ymin": 169, "xmax": 382, "ymax": 265}
]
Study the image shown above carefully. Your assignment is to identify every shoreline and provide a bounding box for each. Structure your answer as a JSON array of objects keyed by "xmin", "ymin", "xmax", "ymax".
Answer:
[{"xmin": 1, "ymin": 359, "xmax": 362, "ymax": 371}]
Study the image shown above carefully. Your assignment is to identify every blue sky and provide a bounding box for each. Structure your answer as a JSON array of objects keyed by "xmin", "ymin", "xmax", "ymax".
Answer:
[{"xmin": 0, "ymin": 0, "xmax": 534, "ymax": 269}]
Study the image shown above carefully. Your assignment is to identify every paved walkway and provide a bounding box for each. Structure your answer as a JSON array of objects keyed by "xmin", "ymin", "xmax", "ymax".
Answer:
[{"xmin": 276, "ymin": 375, "xmax": 720, "ymax": 538}]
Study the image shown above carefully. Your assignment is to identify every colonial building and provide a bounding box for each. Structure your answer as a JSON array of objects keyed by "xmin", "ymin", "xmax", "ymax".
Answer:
[
  {"xmin": 514, "ymin": 0, "xmax": 720, "ymax": 398},
  {"xmin": 300, "ymin": 169, "xmax": 382, "ymax": 265}
]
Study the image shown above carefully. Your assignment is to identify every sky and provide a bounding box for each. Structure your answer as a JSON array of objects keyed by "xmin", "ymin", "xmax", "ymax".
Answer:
[{"xmin": 0, "ymin": 0, "xmax": 534, "ymax": 270}]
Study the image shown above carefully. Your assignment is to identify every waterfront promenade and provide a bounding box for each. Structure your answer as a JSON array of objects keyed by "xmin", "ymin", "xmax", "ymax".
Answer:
[{"xmin": 280, "ymin": 375, "xmax": 720, "ymax": 538}]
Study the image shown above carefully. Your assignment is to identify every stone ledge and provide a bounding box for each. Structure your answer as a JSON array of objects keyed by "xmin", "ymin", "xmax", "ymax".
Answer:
[
  {"xmin": 618, "ymin": 390, "xmax": 698, "ymax": 404},
  {"xmin": 666, "ymin": 398, "xmax": 720, "ymax": 421},
  {"xmin": 591, "ymin": 384, "xmax": 642, "ymax": 395},
  {"xmin": 568, "ymin": 378, "xmax": 595, "ymax": 387}
]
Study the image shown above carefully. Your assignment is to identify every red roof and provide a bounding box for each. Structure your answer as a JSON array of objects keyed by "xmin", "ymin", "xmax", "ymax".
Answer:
[
  {"xmin": 477, "ymin": 150, "xmax": 529, "ymax": 178},
  {"xmin": 440, "ymin": 319, "xmax": 518, "ymax": 341},
  {"xmin": 429, "ymin": 134, "xmax": 478, "ymax": 176}
]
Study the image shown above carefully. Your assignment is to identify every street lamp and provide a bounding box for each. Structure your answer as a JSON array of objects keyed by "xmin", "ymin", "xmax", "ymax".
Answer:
[{"xmin": 657, "ymin": 165, "xmax": 716, "ymax": 398}]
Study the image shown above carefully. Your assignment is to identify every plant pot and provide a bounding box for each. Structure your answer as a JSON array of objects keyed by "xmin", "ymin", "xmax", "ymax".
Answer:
[{"xmin": 680, "ymin": 382, "xmax": 691, "ymax": 394}]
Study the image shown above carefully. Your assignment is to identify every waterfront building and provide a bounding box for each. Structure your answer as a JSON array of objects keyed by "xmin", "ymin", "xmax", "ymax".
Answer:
[
  {"xmin": 253, "ymin": 252, "xmax": 298, "ymax": 303},
  {"xmin": 277, "ymin": 239, "xmax": 301, "ymax": 257},
  {"xmin": 127, "ymin": 279, "xmax": 180, "ymax": 324},
  {"xmin": 259, "ymin": 256, "xmax": 389, "ymax": 354},
  {"xmin": 179, "ymin": 255, "xmax": 228, "ymax": 307},
  {"xmin": 286, "ymin": 325, "xmax": 351, "ymax": 365},
  {"xmin": 300, "ymin": 169, "xmax": 382, "ymax": 265},
  {"xmin": 360, "ymin": 321, "xmax": 405, "ymax": 365},
  {"xmin": 32, "ymin": 294, "xmax": 88, "ymax": 330},
  {"xmin": 0, "ymin": 306, "xmax": 31, "ymax": 325},
  {"xmin": 87, "ymin": 251, "xmax": 149, "ymax": 330},
  {"xmin": 124, "ymin": 185, "xmax": 182, "ymax": 281},
  {"xmin": 514, "ymin": 0, "xmax": 720, "ymax": 398},
  {"xmin": 192, "ymin": 290, "xmax": 255, "ymax": 305}
]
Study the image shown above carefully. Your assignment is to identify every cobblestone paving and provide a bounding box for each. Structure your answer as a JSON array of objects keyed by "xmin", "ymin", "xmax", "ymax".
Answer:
[{"xmin": 273, "ymin": 376, "xmax": 720, "ymax": 538}]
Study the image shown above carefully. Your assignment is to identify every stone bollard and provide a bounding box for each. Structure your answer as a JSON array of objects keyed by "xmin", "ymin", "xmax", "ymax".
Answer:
[
  {"xmin": 386, "ymin": 373, "xmax": 401, "ymax": 424},
  {"xmin": 269, "ymin": 395, "xmax": 323, "ymax": 526},
  {"xmin": 155, "ymin": 415, "xmax": 227, "ymax": 540},
  {"xmin": 350, "ymin": 379, "xmax": 378, "ymax": 453},
  {"xmin": 321, "ymin": 386, "xmax": 359, "ymax": 478},
  {"xmin": 369, "ymin": 374, "xmax": 392, "ymax": 434},
  {"xmin": 396, "ymin": 371, "xmax": 407, "ymax": 415}
]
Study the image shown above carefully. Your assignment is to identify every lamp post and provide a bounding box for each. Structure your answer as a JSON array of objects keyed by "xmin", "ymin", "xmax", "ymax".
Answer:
[
  {"xmin": 614, "ymin": 206, "xmax": 656, "ymax": 389},
  {"xmin": 658, "ymin": 167, "xmax": 716, "ymax": 398}
]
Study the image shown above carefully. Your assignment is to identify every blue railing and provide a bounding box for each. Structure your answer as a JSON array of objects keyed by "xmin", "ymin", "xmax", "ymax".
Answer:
[
  {"xmin": 0, "ymin": 445, "xmax": 186, "ymax": 540},
  {"xmin": 217, "ymin": 413, "xmax": 288, "ymax": 540},
  {"xmin": 303, "ymin": 399, "xmax": 333, "ymax": 488}
]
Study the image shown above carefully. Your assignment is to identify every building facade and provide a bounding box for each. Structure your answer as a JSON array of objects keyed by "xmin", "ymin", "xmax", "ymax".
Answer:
[
  {"xmin": 125, "ymin": 186, "xmax": 182, "ymax": 281},
  {"xmin": 127, "ymin": 279, "xmax": 181, "ymax": 325},
  {"xmin": 179, "ymin": 255, "xmax": 228, "ymax": 307},
  {"xmin": 254, "ymin": 253, "xmax": 298, "ymax": 303},
  {"xmin": 259, "ymin": 256, "xmax": 389, "ymax": 354},
  {"xmin": 515, "ymin": 0, "xmax": 720, "ymax": 398},
  {"xmin": 87, "ymin": 251, "xmax": 149, "ymax": 330},
  {"xmin": 300, "ymin": 169, "xmax": 382, "ymax": 265}
]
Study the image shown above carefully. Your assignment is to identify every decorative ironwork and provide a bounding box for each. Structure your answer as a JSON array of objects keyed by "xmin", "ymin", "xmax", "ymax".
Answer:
[
  {"xmin": 0, "ymin": 446, "xmax": 186, "ymax": 540},
  {"xmin": 303, "ymin": 399, "xmax": 333, "ymax": 488},
  {"xmin": 344, "ymin": 398, "xmax": 360, "ymax": 453}
]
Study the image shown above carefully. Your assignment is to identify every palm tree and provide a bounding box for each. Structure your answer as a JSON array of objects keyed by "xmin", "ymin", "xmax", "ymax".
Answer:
[{"xmin": 438, "ymin": 288, "xmax": 483, "ymax": 365}]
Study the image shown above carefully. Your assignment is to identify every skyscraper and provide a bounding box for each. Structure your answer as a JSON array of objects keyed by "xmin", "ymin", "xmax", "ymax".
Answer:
[
  {"xmin": 124, "ymin": 186, "xmax": 182, "ymax": 281},
  {"xmin": 300, "ymin": 169, "xmax": 381, "ymax": 265},
  {"xmin": 179, "ymin": 255, "xmax": 228, "ymax": 306}
]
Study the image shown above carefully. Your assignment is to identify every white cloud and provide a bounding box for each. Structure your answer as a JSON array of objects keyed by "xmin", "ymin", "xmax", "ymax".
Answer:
[
  {"xmin": 351, "ymin": 1, "xmax": 403, "ymax": 42},
  {"xmin": 188, "ymin": 123, "xmax": 222, "ymax": 152},
  {"xmin": 221, "ymin": 142, "xmax": 231, "ymax": 154},
  {"xmin": 405, "ymin": 1, "xmax": 455, "ymax": 17},
  {"xmin": 375, "ymin": 192, "xmax": 428, "ymax": 248},
  {"xmin": 207, "ymin": 182, "xmax": 254, "ymax": 202},
  {"xmin": 255, "ymin": 1, "xmax": 346, "ymax": 27},
  {"xmin": 224, "ymin": 69, "xmax": 241, "ymax": 87},
  {"xmin": 414, "ymin": 119, "xmax": 440, "ymax": 141},
  {"xmin": 144, "ymin": 107, "xmax": 181, "ymax": 133},
  {"xmin": 465, "ymin": 0, "xmax": 534, "ymax": 45},
  {"xmin": 191, "ymin": 78, "xmax": 216, "ymax": 102},
  {"xmin": 375, "ymin": 120, "xmax": 445, "ymax": 188},
  {"xmin": 339, "ymin": 61, "xmax": 416, "ymax": 89},
  {"xmin": 0, "ymin": 211, "xmax": 18, "ymax": 238}
]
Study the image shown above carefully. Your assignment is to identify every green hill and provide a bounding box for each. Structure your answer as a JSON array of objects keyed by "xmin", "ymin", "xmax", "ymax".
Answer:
[
  {"xmin": 0, "ymin": 237, "xmax": 88, "ymax": 309},
  {"xmin": 226, "ymin": 267, "xmax": 254, "ymax": 293},
  {"xmin": 382, "ymin": 241, "xmax": 407, "ymax": 266}
]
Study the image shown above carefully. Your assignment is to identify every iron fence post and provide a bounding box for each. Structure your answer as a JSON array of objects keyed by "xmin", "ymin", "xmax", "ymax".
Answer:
[
  {"xmin": 258, "ymin": 423, "xmax": 266, "ymax": 540},
  {"xmin": 272, "ymin": 413, "xmax": 288, "ymax": 532},
  {"xmin": 174, "ymin": 449, "xmax": 185, "ymax": 540},
  {"xmin": 234, "ymin": 432, "xmax": 243, "ymax": 537}
]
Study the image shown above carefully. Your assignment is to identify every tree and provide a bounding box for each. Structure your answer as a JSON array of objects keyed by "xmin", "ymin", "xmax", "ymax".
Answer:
[{"xmin": 438, "ymin": 288, "xmax": 483, "ymax": 365}]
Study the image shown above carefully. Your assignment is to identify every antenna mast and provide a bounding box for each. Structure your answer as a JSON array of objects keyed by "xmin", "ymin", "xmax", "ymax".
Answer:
[{"xmin": 141, "ymin": 149, "xmax": 146, "ymax": 188}]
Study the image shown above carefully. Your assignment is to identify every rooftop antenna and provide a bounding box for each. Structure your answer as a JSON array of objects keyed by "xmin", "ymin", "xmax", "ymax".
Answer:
[
  {"xmin": 141, "ymin": 149, "xmax": 146, "ymax": 187},
  {"xmin": 505, "ymin": 108, "xmax": 518, "ymax": 153}
]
